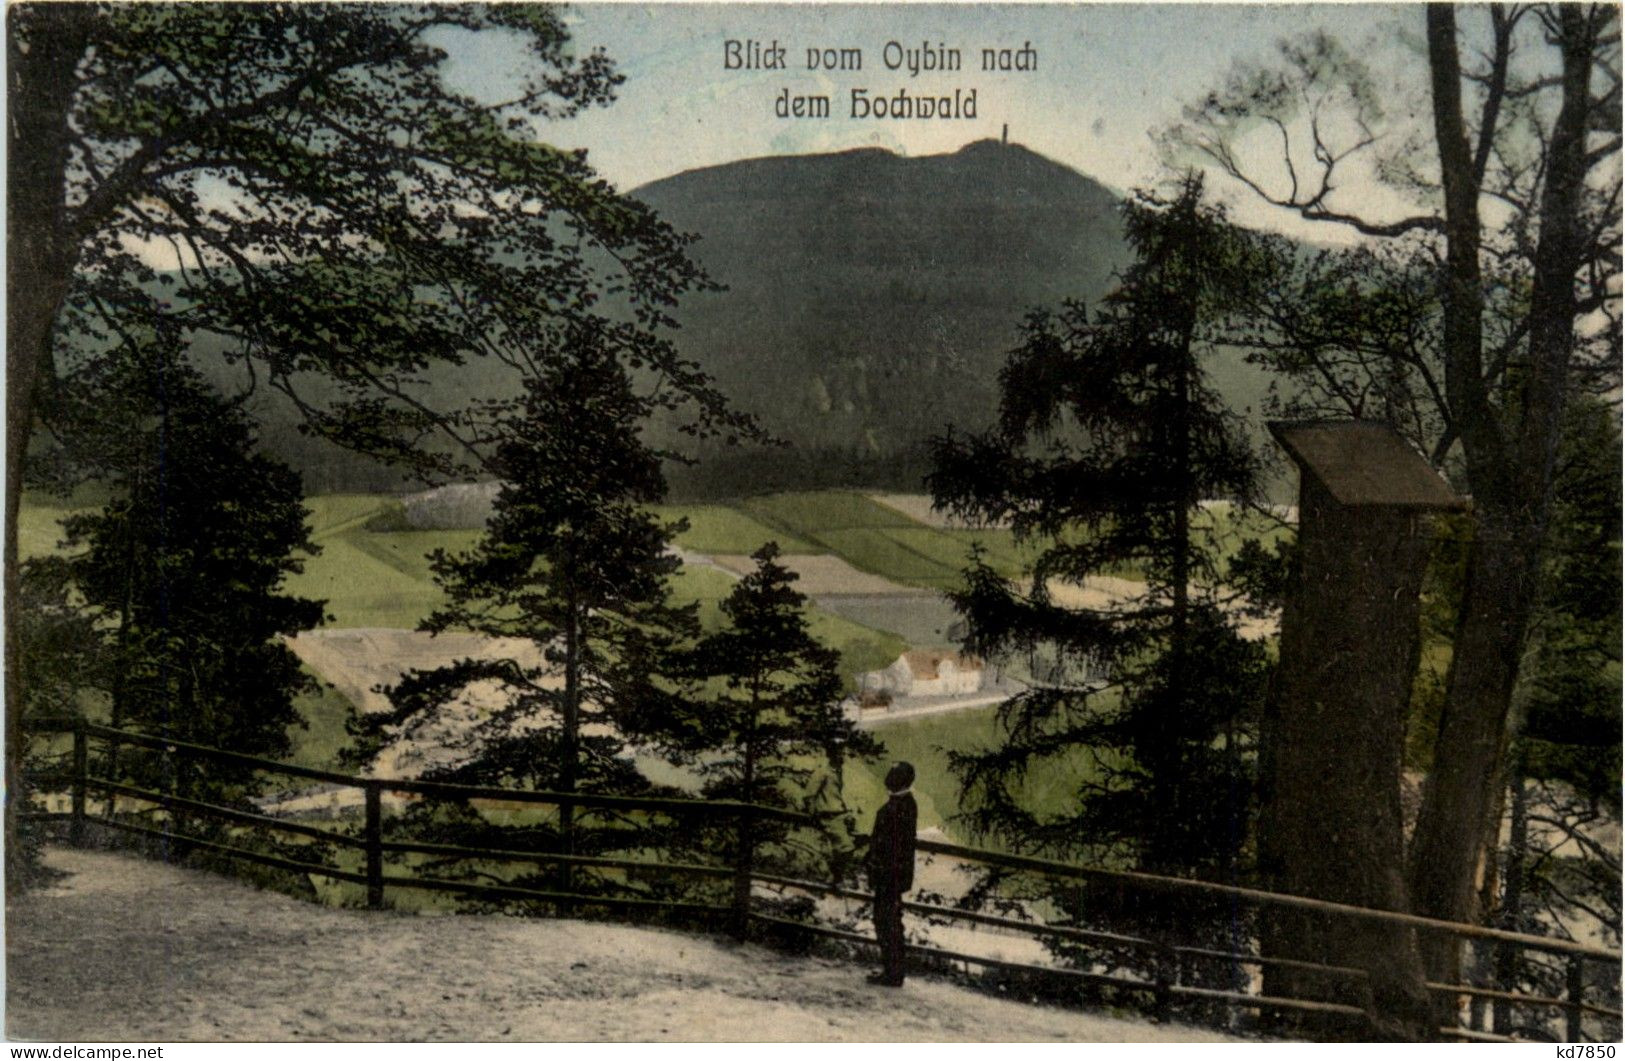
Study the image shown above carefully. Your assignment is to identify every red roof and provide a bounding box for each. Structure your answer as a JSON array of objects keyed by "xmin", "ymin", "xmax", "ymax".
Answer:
[{"xmin": 902, "ymin": 649, "xmax": 983, "ymax": 679}]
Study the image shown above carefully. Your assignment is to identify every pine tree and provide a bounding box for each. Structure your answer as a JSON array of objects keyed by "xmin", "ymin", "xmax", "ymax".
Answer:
[
  {"xmin": 355, "ymin": 325, "xmax": 697, "ymax": 881},
  {"xmin": 662, "ymin": 543, "xmax": 881, "ymax": 927},
  {"xmin": 929, "ymin": 177, "xmax": 1267, "ymax": 897}
]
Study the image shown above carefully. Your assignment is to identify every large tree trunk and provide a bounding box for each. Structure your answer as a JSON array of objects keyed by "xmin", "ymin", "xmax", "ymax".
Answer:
[
  {"xmin": 1257, "ymin": 475, "xmax": 1434, "ymax": 1041},
  {"xmin": 6, "ymin": 7, "xmax": 92, "ymax": 880},
  {"xmin": 1407, "ymin": 2, "xmax": 1596, "ymax": 985},
  {"xmin": 1492, "ymin": 761, "xmax": 1529, "ymax": 1034},
  {"xmin": 1406, "ymin": 512, "xmax": 1541, "ymax": 980},
  {"xmin": 1423, "ymin": 6, "xmax": 1498, "ymax": 499}
]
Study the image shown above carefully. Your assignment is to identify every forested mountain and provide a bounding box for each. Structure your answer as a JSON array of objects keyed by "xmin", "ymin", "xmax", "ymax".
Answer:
[
  {"xmin": 226, "ymin": 140, "xmax": 1272, "ymax": 495},
  {"xmin": 639, "ymin": 140, "xmax": 1124, "ymax": 494}
]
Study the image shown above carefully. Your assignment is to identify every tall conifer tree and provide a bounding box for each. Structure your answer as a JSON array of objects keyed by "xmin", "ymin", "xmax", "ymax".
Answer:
[
  {"xmin": 661, "ymin": 543, "xmax": 880, "ymax": 922},
  {"xmin": 51, "ymin": 320, "xmax": 324, "ymax": 797},
  {"xmin": 929, "ymin": 178, "xmax": 1267, "ymax": 882},
  {"xmin": 357, "ymin": 324, "xmax": 696, "ymax": 871}
]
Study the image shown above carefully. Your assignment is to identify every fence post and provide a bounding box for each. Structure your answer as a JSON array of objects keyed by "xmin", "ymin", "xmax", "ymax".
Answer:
[
  {"xmin": 1153, "ymin": 941, "xmax": 1177, "ymax": 1023},
  {"xmin": 167, "ymin": 745, "xmax": 190, "ymax": 855},
  {"xmin": 1492, "ymin": 939, "xmax": 1513, "ymax": 1034},
  {"xmin": 730, "ymin": 804, "xmax": 754, "ymax": 941},
  {"xmin": 70, "ymin": 719, "xmax": 88, "ymax": 844},
  {"xmin": 364, "ymin": 780, "xmax": 383, "ymax": 910},
  {"xmin": 556, "ymin": 794, "xmax": 575, "ymax": 898},
  {"xmin": 1565, "ymin": 955, "xmax": 1585, "ymax": 1042}
]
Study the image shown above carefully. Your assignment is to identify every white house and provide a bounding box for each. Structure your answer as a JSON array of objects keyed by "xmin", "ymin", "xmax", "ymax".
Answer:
[{"xmin": 862, "ymin": 649, "xmax": 984, "ymax": 700}]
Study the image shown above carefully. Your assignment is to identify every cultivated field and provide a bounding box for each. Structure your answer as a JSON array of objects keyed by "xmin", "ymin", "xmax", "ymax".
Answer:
[
  {"xmin": 16, "ymin": 488, "xmax": 1207, "ymax": 844},
  {"xmin": 869, "ymin": 492, "xmax": 1006, "ymax": 529},
  {"xmin": 858, "ymin": 702, "xmax": 1119, "ymax": 841},
  {"xmin": 285, "ymin": 628, "xmax": 550, "ymax": 716},
  {"xmin": 729, "ymin": 491, "xmax": 1039, "ymax": 590},
  {"xmin": 709, "ymin": 552, "xmax": 923, "ymax": 596}
]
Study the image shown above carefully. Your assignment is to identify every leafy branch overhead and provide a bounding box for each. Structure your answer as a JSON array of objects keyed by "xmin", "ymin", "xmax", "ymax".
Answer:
[{"xmin": 12, "ymin": 2, "xmax": 756, "ymax": 488}]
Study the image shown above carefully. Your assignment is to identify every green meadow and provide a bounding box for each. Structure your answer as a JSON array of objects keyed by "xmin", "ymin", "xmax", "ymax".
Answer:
[
  {"xmin": 19, "ymin": 488, "xmax": 1173, "ymax": 847},
  {"xmin": 734, "ymin": 491, "xmax": 1040, "ymax": 590},
  {"xmin": 848, "ymin": 701, "xmax": 1120, "ymax": 849},
  {"xmin": 655, "ymin": 503, "xmax": 818, "ymax": 555}
]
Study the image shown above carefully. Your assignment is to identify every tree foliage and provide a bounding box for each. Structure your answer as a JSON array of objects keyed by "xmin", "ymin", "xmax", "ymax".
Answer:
[
  {"xmin": 8, "ymin": 557, "xmax": 107, "ymax": 887},
  {"xmin": 660, "ymin": 543, "xmax": 881, "ymax": 884},
  {"xmin": 1163, "ymin": 8, "xmax": 1622, "ymax": 974},
  {"xmin": 10, "ymin": 3, "xmax": 748, "ymax": 481},
  {"xmin": 1488, "ymin": 397, "xmax": 1623, "ymax": 1005},
  {"xmin": 928, "ymin": 179, "xmax": 1268, "ymax": 880},
  {"xmin": 6, "ymin": 1, "xmax": 751, "ymax": 883},
  {"xmin": 48, "ymin": 321, "xmax": 324, "ymax": 794},
  {"xmin": 352, "ymin": 326, "xmax": 697, "ymax": 886},
  {"xmin": 675, "ymin": 544, "xmax": 874, "ymax": 807},
  {"xmin": 1518, "ymin": 397, "xmax": 1623, "ymax": 807}
]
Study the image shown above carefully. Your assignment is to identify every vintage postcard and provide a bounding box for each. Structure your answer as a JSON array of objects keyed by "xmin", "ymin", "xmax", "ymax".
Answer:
[{"xmin": 5, "ymin": 1, "xmax": 1620, "ymax": 1049}]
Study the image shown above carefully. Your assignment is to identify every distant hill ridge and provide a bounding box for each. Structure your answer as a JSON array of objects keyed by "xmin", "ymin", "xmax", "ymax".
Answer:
[
  {"xmin": 207, "ymin": 140, "xmax": 1269, "ymax": 496},
  {"xmin": 632, "ymin": 140, "xmax": 1132, "ymax": 493}
]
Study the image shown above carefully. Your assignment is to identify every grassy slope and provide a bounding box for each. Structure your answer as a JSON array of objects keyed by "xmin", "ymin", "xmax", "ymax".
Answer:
[
  {"xmin": 736, "ymin": 491, "xmax": 1037, "ymax": 590},
  {"xmin": 288, "ymin": 495, "xmax": 911, "ymax": 771},
  {"xmin": 656, "ymin": 503, "xmax": 818, "ymax": 555},
  {"xmin": 22, "ymin": 489, "xmax": 1042, "ymax": 620},
  {"xmin": 18, "ymin": 491, "xmax": 1138, "ymax": 825},
  {"xmin": 286, "ymin": 680, "xmax": 358, "ymax": 773},
  {"xmin": 673, "ymin": 564, "xmax": 907, "ymax": 682},
  {"xmin": 18, "ymin": 500, "xmax": 87, "ymax": 561},
  {"xmin": 726, "ymin": 491, "xmax": 1302, "ymax": 593},
  {"xmin": 850, "ymin": 699, "xmax": 1116, "ymax": 849},
  {"xmin": 1191, "ymin": 502, "xmax": 1294, "ymax": 577}
]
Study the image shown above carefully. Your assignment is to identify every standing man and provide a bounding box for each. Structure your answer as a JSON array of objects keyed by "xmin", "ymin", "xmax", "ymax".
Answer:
[{"xmin": 865, "ymin": 761, "xmax": 918, "ymax": 987}]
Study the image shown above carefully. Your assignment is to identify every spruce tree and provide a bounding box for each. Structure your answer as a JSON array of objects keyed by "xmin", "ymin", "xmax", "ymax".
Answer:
[
  {"xmin": 662, "ymin": 543, "xmax": 881, "ymax": 925},
  {"xmin": 51, "ymin": 324, "xmax": 324, "ymax": 798},
  {"xmin": 357, "ymin": 324, "xmax": 697, "ymax": 879},
  {"xmin": 929, "ymin": 177, "xmax": 1267, "ymax": 894}
]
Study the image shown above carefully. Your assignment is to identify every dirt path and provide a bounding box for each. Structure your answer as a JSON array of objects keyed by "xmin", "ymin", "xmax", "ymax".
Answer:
[{"xmin": 7, "ymin": 849, "xmax": 1240, "ymax": 1043}]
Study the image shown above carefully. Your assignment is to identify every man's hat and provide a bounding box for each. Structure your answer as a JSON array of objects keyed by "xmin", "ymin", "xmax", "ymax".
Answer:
[{"xmin": 884, "ymin": 761, "xmax": 915, "ymax": 793}]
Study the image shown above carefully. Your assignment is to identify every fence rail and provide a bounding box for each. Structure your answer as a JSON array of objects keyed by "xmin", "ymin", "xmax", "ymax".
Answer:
[
  {"xmin": 913, "ymin": 838, "xmax": 1616, "ymax": 962},
  {"xmin": 19, "ymin": 717, "xmax": 1621, "ymax": 1043}
]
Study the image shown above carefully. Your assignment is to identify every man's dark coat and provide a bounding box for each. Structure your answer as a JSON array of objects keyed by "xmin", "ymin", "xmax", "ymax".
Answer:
[
  {"xmin": 866, "ymin": 790, "xmax": 917, "ymax": 985},
  {"xmin": 866, "ymin": 791, "xmax": 918, "ymax": 893}
]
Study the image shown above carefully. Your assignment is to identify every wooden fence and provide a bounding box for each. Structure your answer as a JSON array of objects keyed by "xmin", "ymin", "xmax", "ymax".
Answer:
[{"xmin": 19, "ymin": 718, "xmax": 1622, "ymax": 1043}]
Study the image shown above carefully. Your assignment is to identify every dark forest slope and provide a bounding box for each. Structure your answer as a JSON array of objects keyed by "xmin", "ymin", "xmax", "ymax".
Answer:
[
  {"xmin": 634, "ymin": 140, "xmax": 1131, "ymax": 493},
  {"xmin": 188, "ymin": 140, "xmax": 1269, "ymax": 495}
]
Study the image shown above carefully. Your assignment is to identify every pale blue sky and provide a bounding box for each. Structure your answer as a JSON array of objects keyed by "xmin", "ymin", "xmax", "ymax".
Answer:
[{"xmin": 443, "ymin": 3, "xmax": 1433, "ymax": 240}]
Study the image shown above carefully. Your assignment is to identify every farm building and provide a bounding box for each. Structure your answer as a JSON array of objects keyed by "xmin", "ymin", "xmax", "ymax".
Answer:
[{"xmin": 860, "ymin": 649, "xmax": 985, "ymax": 699}]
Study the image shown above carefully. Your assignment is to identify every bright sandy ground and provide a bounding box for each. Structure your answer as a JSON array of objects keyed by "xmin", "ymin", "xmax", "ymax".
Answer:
[
  {"xmin": 867, "ymin": 494, "xmax": 1008, "ymax": 530},
  {"xmin": 286, "ymin": 628, "xmax": 549, "ymax": 717},
  {"xmin": 7, "ymin": 849, "xmax": 1240, "ymax": 1043}
]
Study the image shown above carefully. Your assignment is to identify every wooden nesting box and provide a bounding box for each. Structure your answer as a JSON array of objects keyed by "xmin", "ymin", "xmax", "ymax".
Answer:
[{"xmin": 1257, "ymin": 420, "xmax": 1466, "ymax": 1029}]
